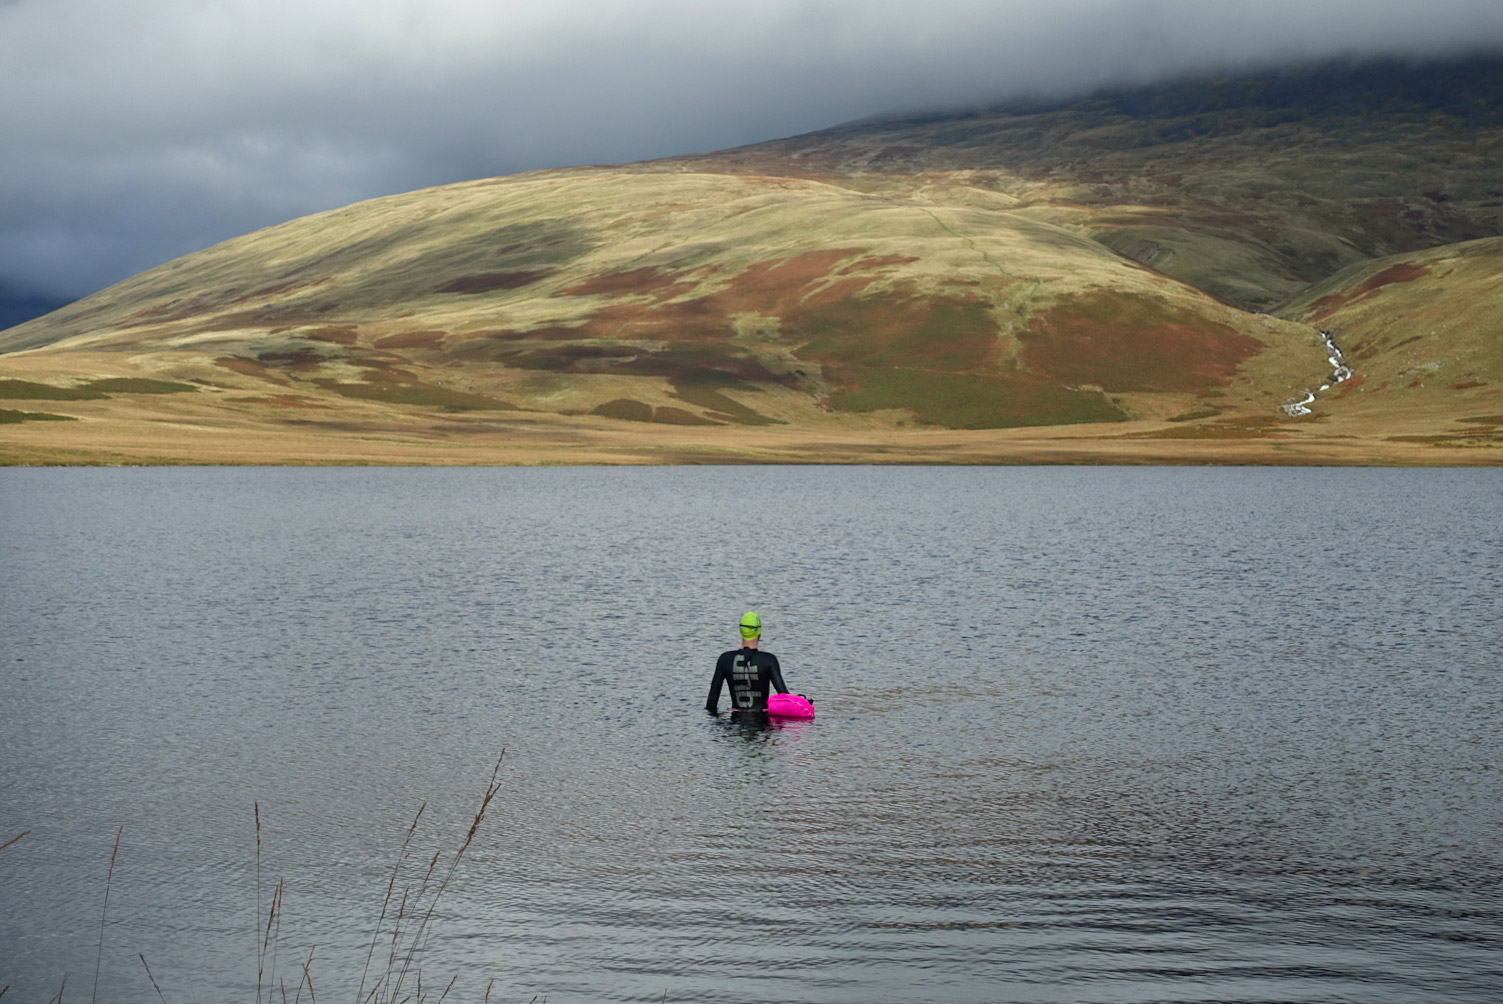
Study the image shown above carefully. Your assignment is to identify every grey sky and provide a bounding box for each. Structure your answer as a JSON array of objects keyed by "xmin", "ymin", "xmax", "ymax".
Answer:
[{"xmin": 4, "ymin": 0, "xmax": 1503, "ymax": 301}]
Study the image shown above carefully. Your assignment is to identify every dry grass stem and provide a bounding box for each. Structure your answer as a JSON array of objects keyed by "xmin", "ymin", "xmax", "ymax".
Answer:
[
  {"xmin": 386, "ymin": 753, "xmax": 504, "ymax": 1004},
  {"xmin": 256, "ymin": 803, "xmax": 263, "ymax": 1004},
  {"xmin": 358, "ymin": 803, "xmax": 425, "ymax": 1004},
  {"xmin": 269, "ymin": 878, "xmax": 285, "ymax": 1001},
  {"xmin": 91, "ymin": 826, "xmax": 122, "ymax": 1004},
  {"xmin": 292, "ymin": 947, "xmax": 315, "ymax": 1004},
  {"xmin": 139, "ymin": 954, "xmax": 168, "ymax": 1004}
]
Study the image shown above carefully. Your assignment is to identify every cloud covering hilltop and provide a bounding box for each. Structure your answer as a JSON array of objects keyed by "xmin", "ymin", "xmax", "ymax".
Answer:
[{"xmin": 3, "ymin": 0, "xmax": 1503, "ymax": 303}]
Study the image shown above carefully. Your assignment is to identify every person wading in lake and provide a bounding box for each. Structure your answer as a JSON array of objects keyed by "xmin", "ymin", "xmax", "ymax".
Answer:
[{"xmin": 706, "ymin": 611, "xmax": 790, "ymax": 716}]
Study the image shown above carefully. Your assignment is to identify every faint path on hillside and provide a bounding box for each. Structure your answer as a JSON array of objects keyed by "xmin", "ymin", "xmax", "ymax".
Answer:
[
  {"xmin": 920, "ymin": 208, "xmax": 1042, "ymax": 336},
  {"xmin": 921, "ymin": 208, "xmax": 1015, "ymax": 279}
]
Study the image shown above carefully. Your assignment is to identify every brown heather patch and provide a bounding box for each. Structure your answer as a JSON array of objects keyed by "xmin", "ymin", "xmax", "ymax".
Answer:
[
  {"xmin": 437, "ymin": 271, "xmax": 551, "ymax": 294},
  {"xmin": 1357, "ymin": 262, "xmax": 1432, "ymax": 294},
  {"xmin": 556, "ymin": 267, "xmax": 704, "ymax": 300},
  {"xmin": 1308, "ymin": 262, "xmax": 1433, "ymax": 319},
  {"xmin": 233, "ymin": 395, "xmax": 330, "ymax": 409},
  {"xmin": 1448, "ymin": 379, "xmax": 1486, "ymax": 390},
  {"xmin": 1019, "ymin": 291, "xmax": 1261, "ymax": 393},
  {"xmin": 464, "ymin": 249, "xmax": 878, "ymax": 352},
  {"xmin": 302, "ymin": 325, "xmax": 360, "ymax": 345},
  {"xmin": 257, "ymin": 347, "xmax": 333, "ymax": 376},
  {"xmin": 375, "ymin": 331, "xmax": 448, "ymax": 349},
  {"xmin": 215, "ymin": 356, "xmax": 291, "ymax": 386},
  {"xmin": 790, "ymin": 287, "xmax": 999, "ymax": 372},
  {"xmin": 728, "ymin": 249, "xmax": 871, "ymax": 312},
  {"xmin": 1337, "ymin": 374, "xmax": 1366, "ymax": 397}
]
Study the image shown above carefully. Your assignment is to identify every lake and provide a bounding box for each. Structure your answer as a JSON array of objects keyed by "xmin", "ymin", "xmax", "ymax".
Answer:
[{"xmin": 1, "ymin": 465, "xmax": 1500, "ymax": 1003}]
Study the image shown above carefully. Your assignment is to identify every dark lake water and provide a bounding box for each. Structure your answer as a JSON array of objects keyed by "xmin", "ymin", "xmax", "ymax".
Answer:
[{"xmin": 2, "ymin": 466, "xmax": 1500, "ymax": 1004}]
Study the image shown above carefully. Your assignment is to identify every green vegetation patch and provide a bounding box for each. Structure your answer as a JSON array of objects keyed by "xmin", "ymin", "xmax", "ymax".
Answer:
[
  {"xmin": 614, "ymin": 342, "xmax": 789, "ymax": 388},
  {"xmin": 827, "ymin": 367, "xmax": 1128, "ymax": 429},
  {"xmin": 83, "ymin": 378, "xmax": 198, "ymax": 394},
  {"xmin": 499, "ymin": 341, "xmax": 787, "ymax": 425},
  {"xmin": 1019, "ymin": 291, "xmax": 1262, "ymax": 393},
  {"xmin": 0, "ymin": 408, "xmax": 79, "ymax": 423},
  {"xmin": 669, "ymin": 383, "xmax": 781, "ymax": 425},
  {"xmin": 1168, "ymin": 408, "xmax": 1223, "ymax": 422},
  {"xmin": 654, "ymin": 406, "xmax": 722, "ymax": 426},
  {"xmin": 791, "ymin": 292, "xmax": 998, "ymax": 371},
  {"xmin": 592, "ymin": 398, "xmax": 654, "ymax": 422},
  {"xmin": 315, "ymin": 380, "xmax": 516, "ymax": 412},
  {"xmin": 591, "ymin": 399, "xmax": 722, "ymax": 426},
  {"xmin": 0, "ymin": 379, "xmax": 108, "ymax": 400}
]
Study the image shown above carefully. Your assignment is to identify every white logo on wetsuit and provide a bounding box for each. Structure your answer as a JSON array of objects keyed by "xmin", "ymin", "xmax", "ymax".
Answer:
[{"xmin": 731, "ymin": 653, "xmax": 758, "ymax": 709}]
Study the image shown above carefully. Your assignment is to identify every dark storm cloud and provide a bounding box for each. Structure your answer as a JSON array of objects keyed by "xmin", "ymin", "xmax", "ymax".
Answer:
[{"xmin": 3, "ymin": 0, "xmax": 1502, "ymax": 302}]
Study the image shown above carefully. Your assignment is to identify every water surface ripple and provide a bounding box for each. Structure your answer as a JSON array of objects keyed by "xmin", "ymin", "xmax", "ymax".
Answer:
[{"xmin": 1, "ymin": 466, "xmax": 1500, "ymax": 1003}]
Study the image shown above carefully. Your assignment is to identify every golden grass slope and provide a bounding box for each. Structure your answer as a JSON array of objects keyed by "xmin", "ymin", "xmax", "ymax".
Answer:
[
  {"xmin": 3, "ymin": 58, "xmax": 1501, "ymax": 465},
  {"xmin": 0, "ymin": 168, "xmax": 1322, "ymax": 438},
  {"xmin": 1274, "ymin": 236, "xmax": 1503, "ymax": 448}
]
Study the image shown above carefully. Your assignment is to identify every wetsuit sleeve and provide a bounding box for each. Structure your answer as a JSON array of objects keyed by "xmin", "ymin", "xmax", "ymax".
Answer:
[
  {"xmin": 767, "ymin": 654, "xmax": 789, "ymax": 695},
  {"xmin": 706, "ymin": 654, "xmax": 728, "ymax": 713}
]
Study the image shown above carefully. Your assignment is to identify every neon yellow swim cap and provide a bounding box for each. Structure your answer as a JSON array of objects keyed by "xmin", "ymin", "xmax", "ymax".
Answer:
[{"xmin": 739, "ymin": 611, "xmax": 762, "ymax": 639}]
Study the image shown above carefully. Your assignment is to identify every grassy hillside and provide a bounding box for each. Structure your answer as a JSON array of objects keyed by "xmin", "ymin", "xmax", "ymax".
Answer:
[
  {"xmin": 1274, "ymin": 235, "xmax": 1503, "ymax": 447},
  {"xmin": 2, "ymin": 56, "xmax": 1500, "ymax": 465}
]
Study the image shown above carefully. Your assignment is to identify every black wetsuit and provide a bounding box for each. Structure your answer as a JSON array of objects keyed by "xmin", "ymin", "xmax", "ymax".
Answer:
[{"xmin": 706, "ymin": 647, "xmax": 788, "ymax": 714}]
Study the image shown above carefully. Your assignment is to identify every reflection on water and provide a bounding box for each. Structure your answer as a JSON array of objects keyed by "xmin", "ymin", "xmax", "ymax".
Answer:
[{"xmin": 1, "ymin": 465, "xmax": 1500, "ymax": 1004}]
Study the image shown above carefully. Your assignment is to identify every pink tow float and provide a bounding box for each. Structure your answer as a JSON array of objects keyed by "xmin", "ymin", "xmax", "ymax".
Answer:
[{"xmin": 767, "ymin": 693, "xmax": 816, "ymax": 719}]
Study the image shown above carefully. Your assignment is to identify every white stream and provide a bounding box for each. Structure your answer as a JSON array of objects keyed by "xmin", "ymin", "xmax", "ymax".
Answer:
[{"xmin": 1283, "ymin": 329, "xmax": 1353, "ymax": 416}]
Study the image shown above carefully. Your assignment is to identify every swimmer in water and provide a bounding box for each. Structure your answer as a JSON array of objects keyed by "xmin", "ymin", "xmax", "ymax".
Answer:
[{"xmin": 706, "ymin": 611, "xmax": 790, "ymax": 715}]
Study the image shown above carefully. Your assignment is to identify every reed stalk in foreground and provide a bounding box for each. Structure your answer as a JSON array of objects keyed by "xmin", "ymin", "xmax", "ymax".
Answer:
[
  {"xmin": 91, "ymin": 826, "xmax": 123, "ymax": 1004},
  {"xmin": 138, "ymin": 955, "xmax": 167, "ymax": 1004},
  {"xmin": 24, "ymin": 754, "xmax": 510, "ymax": 1004},
  {"xmin": 366, "ymin": 751, "xmax": 507, "ymax": 1004}
]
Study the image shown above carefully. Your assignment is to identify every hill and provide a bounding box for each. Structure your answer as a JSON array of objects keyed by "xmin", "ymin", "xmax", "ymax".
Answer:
[{"xmin": 2, "ymin": 55, "xmax": 1500, "ymax": 465}]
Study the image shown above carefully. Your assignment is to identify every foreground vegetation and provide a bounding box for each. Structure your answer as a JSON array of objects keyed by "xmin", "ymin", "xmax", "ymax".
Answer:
[{"xmin": 1, "ymin": 756, "xmax": 509, "ymax": 1004}]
